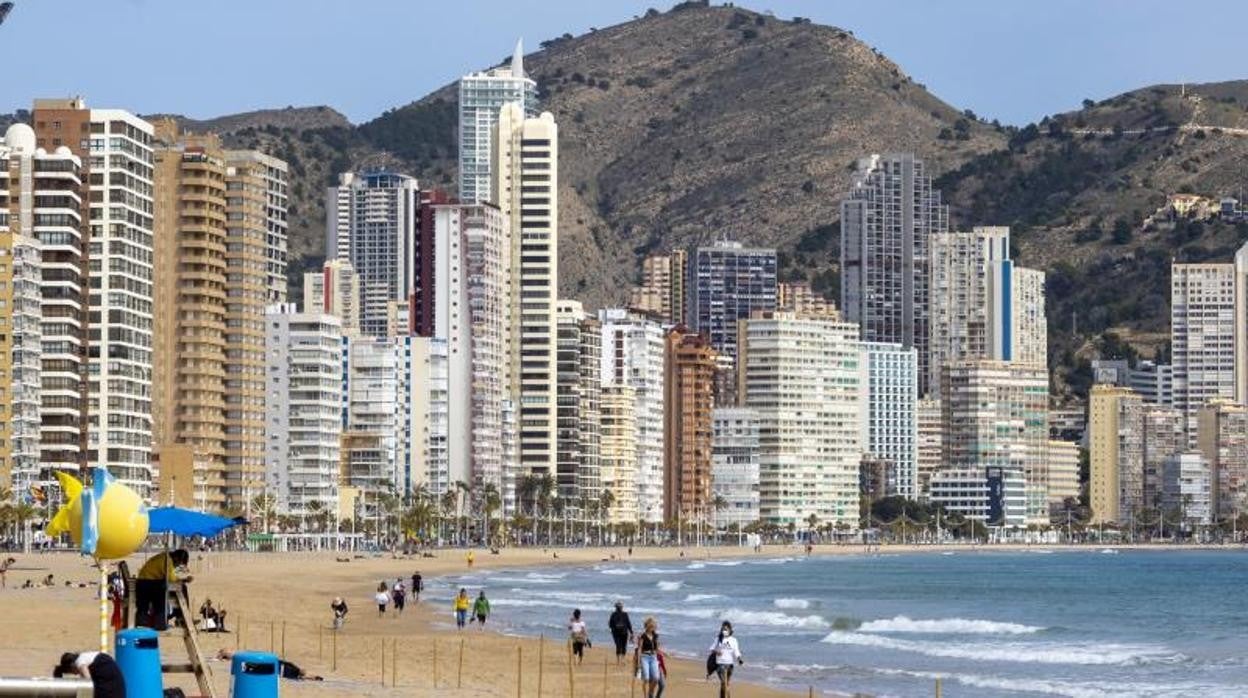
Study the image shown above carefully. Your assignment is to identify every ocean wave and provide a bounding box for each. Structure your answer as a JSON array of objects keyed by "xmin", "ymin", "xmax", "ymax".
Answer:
[
  {"xmin": 485, "ymin": 575, "xmax": 560, "ymax": 585},
  {"xmin": 684, "ymin": 594, "xmax": 722, "ymax": 602},
  {"xmin": 820, "ymin": 632, "xmax": 1185, "ymax": 666},
  {"xmin": 597, "ymin": 566, "xmax": 672, "ymax": 576},
  {"xmin": 774, "ymin": 598, "xmax": 811, "ymax": 610},
  {"xmin": 857, "ymin": 615, "xmax": 1043, "ymax": 635},
  {"xmin": 871, "ymin": 667, "xmax": 1220, "ymax": 698},
  {"xmin": 686, "ymin": 562, "xmax": 706, "ymax": 569},
  {"xmin": 656, "ymin": 580, "xmax": 684, "ymax": 591},
  {"xmin": 704, "ymin": 560, "xmax": 745, "ymax": 567}
]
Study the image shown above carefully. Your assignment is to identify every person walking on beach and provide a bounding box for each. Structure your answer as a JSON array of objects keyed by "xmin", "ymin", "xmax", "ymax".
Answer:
[
  {"xmin": 634, "ymin": 617, "xmax": 662, "ymax": 698},
  {"xmin": 568, "ymin": 609, "xmax": 591, "ymax": 663},
  {"xmin": 411, "ymin": 572, "xmax": 423, "ymax": 602},
  {"xmin": 609, "ymin": 601, "xmax": 634, "ymax": 666},
  {"xmin": 374, "ymin": 583, "xmax": 390, "ymax": 617},
  {"xmin": 473, "ymin": 590, "xmax": 491, "ymax": 628},
  {"xmin": 0, "ymin": 557, "xmax": 15, "ymax": 588},
  {"xmin": 467, "ymin": 550, "xmax": 475, "ymax": 568},
  {"xmin": 330, "ymin": 597, "xmax": 348, "ymax": 629},
  {"xmin": 392, "ymin": 579, "xmax": 407, "ymax": 615},
  {"xmin": 453, "ymin": 588, "xmax": 471, "ymax": 629},
  {"xmin": 708, "ymin": 620, "xmax": 744, "ymax": 698}
]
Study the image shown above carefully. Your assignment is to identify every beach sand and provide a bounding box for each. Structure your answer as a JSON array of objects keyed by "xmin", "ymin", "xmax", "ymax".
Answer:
[{"xmin": 0, "ymin": 542, "xmax": 1234, "ymax": 696}]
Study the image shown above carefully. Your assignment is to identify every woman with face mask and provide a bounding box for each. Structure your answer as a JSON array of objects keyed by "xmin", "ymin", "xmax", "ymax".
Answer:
[{"xmin": 708, "ymin": 620, "xmax": 744, "ymax": 698}]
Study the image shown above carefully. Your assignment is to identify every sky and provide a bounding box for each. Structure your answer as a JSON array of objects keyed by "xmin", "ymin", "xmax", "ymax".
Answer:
[{"xmin": 1, "ymin": 1, "xmax": 1245, "ymax": 126}]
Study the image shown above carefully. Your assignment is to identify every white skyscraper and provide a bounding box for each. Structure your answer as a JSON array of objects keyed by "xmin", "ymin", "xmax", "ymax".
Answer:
[
  {"xmin": 458, "ymin": 39, "xmax": 538, "ymax": 204},
  {"xmin": 860, "ymin": 342, "xmax": 919, "ymax": 498},
  {"xmin": 599, "ymin": 308, "xmax": 666, "ymax": 524},
  {"xmin": 264, "ymin": 305, "xmax": 342, "ymax": 517},
  {"xmin": 987, "ymin": 261, "xmax": 1047, "ymax": 365},
  {"xmin": 325, "ymin": 171, "xmax": 421, "ymax": 336},
  {"xmin": 495, "ymin": 104, "xmax": 559, "ymax": 480},
  {"xmin": 739, "ymin": 311, "xmax": 865, "ymax": 528},
  {"xmin": 1172, "ymin": 261, "xmax": 1238, "ymax": 437}
]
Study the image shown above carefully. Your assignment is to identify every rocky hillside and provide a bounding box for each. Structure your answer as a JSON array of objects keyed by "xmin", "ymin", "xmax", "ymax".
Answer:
[{"xmin": 937, "ymin": 80, "xmax": 1248, "ymax": 397}]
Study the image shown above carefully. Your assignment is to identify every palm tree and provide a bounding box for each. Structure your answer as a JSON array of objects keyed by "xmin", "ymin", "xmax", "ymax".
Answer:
[
  {"xmin": 598, "ymin": 489, "xmax": 615, "ymax": 544},
  {"xmin": 455, "ymin": 480, "xmax": 473, "ymax": 543},
  {"xmin": 535, "ymin": 475, "xmax": 556, "ymax": 545},
  {"xmin": 482, "ymin": 483, "xmax": 502, "ymax": 547},
  {"xmin": 439, "ymin": 490, "xmax": 457, "ymax": 544},
  {"xmin": 306, "ymin": 500, "xmax": 325, "ymax": 533}
]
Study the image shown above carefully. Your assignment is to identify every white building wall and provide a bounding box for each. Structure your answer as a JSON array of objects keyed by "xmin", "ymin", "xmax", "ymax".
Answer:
[
  {"xmin": 711, "ymin": 408, "xmax": 760, "ymax": 529},
  {"xmin": 860, "ymin": 342, "xmax": 919, "ymax": 498},
  {"xmin": 457, "ymin": 41, "xmax": 538, "ymax": 205}
]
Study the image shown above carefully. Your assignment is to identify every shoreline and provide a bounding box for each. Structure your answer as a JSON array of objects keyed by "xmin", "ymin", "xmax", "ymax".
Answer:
[{"xmin": 0, "ymin": 542, "xmax": 1242, "ymax": 696}]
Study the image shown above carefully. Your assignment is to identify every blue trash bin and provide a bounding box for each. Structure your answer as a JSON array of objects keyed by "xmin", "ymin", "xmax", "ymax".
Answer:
[
  {"xmin": 231, "ymin": 651, "xmax": 279, "ymax": 698},
  {"xmin": 115, "ymin": 627, "xmax": 164, "ymax": 695}
]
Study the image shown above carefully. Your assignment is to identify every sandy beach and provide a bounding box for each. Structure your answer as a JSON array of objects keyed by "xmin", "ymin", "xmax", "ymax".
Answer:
[{"xmin": 0, "ymin": 542, "xmax": 1237, "ymax": 696}]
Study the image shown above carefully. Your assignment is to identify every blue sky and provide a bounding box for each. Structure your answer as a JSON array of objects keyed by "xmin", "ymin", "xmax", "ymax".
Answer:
[{"xmin": 2, "ymin": 1, "xmax": 1244, "ymax": 125}]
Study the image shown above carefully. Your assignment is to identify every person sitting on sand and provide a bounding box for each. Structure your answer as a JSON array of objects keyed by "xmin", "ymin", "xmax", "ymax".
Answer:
[
  {"xmin": 331, "ymin": 597, "xmax": 349, "ymax": 629},
  {"xmin": 216, "ymin": 650, "xmax": 324, "ymax": 681},
  {"xmin": 473, "ymin": 590, "xmax": 491, "ymax": 628},
  {"xmin": 453, "ymin": 588, "xmax": 471, "ymax": 629},
  {"xmin": 199, "ymin": 598, "xmax": 227, "ymax": 632},
  {"xmin": 0, "ymin": 557, "xmax": 15, "ymax": 588},
  {"xmin": 54, "ymin": 651, "xmax": 125, "ymax": 698},
  {"xmin": 42, "ymin": 574, "xmax": 55, "ymax": 587}
]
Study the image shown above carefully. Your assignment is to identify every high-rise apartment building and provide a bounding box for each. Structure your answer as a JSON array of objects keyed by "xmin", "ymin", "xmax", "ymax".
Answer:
[
  {"xmin": 988, "ymin": 263, "xmax": 1047, "ymax": 366},
  {"xmin": 0, "ymin": 124, "xmax": 46, "ymax": 494},
  {"xmin": 458, "ymin": 40, "xmax": 538, "ymax": 205},
  {"xmin": 1162, "ymin": 452, "xmax": 1212, "ymax": 526},
  {"xmin": 599, "ymin": 308, "xmax": 666, "ymax": 524},
  {"xmin": 1088, "ymin": 385, "xmax": 1145, "ymax": 524},
  {"xmin": 860, "ymin": 342, "xmax": 919, "ymax": 498},
  {"xmin": 1196, "ymin": 400, "xmax": 1248, "ymax": 518},
  {"xmin": 555, "ymin": 301, "xmax": 601, "ymax": 510},
  {"xmin": 326, "ymin": 171, "xmax": 420, "ymax": 336},
  {"xmin": 1047, "ymin": 440, "xmax": 1081, "ymax": 508},
  {"xmin": 264, "ymin": 305, "xmax": 342, "ymax": 516},
  {"xmin": 941, "ymin": 360, "xmax": 1049, "ymax": 524},
  {"xmin": 600, "ymin": 385, "xmax": 638, "ymax": 525},
  {"xmin": 225, "ymin": 150, "xmax": 288, "ymax": 305},
  {"xmin": 841, "ymin": 153, "xmax": 949, "ymax": 393},
  {"xmin": 929, "ymin": 467, "xmax": 1027, "ymax": 526},
  {"xmin": 495, "ymin": 104, "xmax": 559, "ymax": 480},
  {"xmin": 916, "ymin": 398, "xmax": 944, "ymax": 499},
  {"xmin": 152, "ymin": 129, "xmax": 228, "ymax": 507},
  {"xmin": 629, "ymin": 254, "xmax": 673, "ymax": 320},
  {"xmin": 304, "ymin": 258, "xmax": 361, "ymax": 337},
  {"xmin": 710, "ymin": 408, "xmax": 761, "ymax": 530},
  {"xmin": 663, "ymin": 329, "xmax": 718, "ymax": 523},
  {"xmin": 1142, "ymin": 405, "xmax": 1185, "ymax": 510},
  {"xmin": 777, "ymin": 281, "xmax": 839, "ymax": 319},
  {"xmin": 738, "ymin": 311, "xmax": 864, "ymax": 527},
  {"xmin": 432, "ymin": 203, "xmax": 512, "ymax": 493},
  {"xmin": 669, "ymin": 249, "xmax": 688, "ymax": 327},
  {"xmin": 1171, "ymin": 261, "xmax": 1238, "ymax": 435},
  {"xmin": 34, "ymin": 99, "xmax": 156, "ymax": 497},
  {"xmin": 19, "ymin": 114, "xmax": 87, "ymax": 488},
  {"xmin": 688, "ymin": 240, "xmax": 777, "ymax": 361}
]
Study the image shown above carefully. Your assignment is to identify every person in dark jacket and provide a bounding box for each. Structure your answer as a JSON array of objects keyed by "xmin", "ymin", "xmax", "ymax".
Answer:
[
  {"xmin": 607, "ymin": 600, "xmax": 634, "ymax": 665},
  {"xmin": 54, "ymin": 652, "xmax": 126, "ymax": 698}
]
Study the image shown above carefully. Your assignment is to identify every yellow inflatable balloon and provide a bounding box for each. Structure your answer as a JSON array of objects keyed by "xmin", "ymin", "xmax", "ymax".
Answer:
[{"xmin": 47, "ymin": 469, "xmax": 149, "ymax": 560}]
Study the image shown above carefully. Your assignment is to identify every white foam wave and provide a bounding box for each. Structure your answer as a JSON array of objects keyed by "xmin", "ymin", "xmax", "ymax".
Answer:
[
  {"xmin": 598, "ymin": 566, "xmax": 672, "ymax": 576},
  {"xmin": 820, "ymin": 632, "xmax": 1184, "ymax": 666},
  {"xmin": 683, "ymin": 594, "xmax": 723, "ymax": 602},
  {"xmin": 686, "ymin": 562, "xmax": 706, "ymax": 569},
  {"xmin": 858, "ymin": 615, "xmax": 1043, "ymax": 635},
  {"xmin": 870, "ymin": 667, "xmax": 1217, "ymax": 698},
  {"xmin": 656, "ymin": 580, "xmax": 684, "ymax": 591},
  {"xmin": 773, "ymin": 598, "xmax": 811, "ymax": 610},
  {"xmin": 485, "ymin": 575, "xmax": 560, "ymax": 584},
  {"xmin": 704, "ymin": 560, "xmax": 744, "ymax": 567}
]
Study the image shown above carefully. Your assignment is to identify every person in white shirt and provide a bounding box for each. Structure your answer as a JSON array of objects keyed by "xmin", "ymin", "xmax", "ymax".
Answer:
[
  {"xmin": 708, "ymin": 621, "xmax": 743, "ymax": 698},
  {"xmin": 568, "ymin": 608, "xmax": 591, "ymax": 663}
]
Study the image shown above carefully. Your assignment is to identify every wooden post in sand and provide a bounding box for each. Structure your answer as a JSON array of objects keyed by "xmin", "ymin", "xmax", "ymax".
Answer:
[
  {"xmin": 380, "ymin": 637, "xmax": 385, "ymax": 686},
  {"xmin": 935, "ymin": 677, "xmax": 942, "ymax": 698},
  {"xmin": 332, "ymin": 627, "xmax": 338, "ymax": 671},
  {"xmin": 281, "ymin": 621, "xmax": 286, "ymax": 658},
  {"xmin": 237, "ymin": 615, "xmax": 244, "ymax": 649},
  {"xmin": 602, "ymin": 653, "xmax": 608, "ymax": 698},
  {"xmin": 318, "ymin": 625, "xmax": 323, "ymax": 660},
  {"xmin": 537, "ymin": 634, "xmax": 545, "ymax": 696},
  {"xmin": 566, "ymin": 641, "xmax": 574, "ymax": 697},
  {"xmin": 269, "ymin": 620, "xmax": 275, "ymax": 653},
  {"xmin": 391, "ymin": 637, "xmax": 397, "ymax": 687},
  {"xmin": 433, "ymin": 639, "xmax": 439, "ymax": 687},
  {"xmin": 457, "ymin": 638, "xmax": 465, "ymax": 688},
  {"xmin": 516, "ymin": 645, "xmax": 523, "ymax": 698}
]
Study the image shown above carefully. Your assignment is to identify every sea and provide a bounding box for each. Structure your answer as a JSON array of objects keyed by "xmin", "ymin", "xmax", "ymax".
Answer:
[{"xmin": 430, "ymin": 548, "xmax": 1248, "ymax": 697}]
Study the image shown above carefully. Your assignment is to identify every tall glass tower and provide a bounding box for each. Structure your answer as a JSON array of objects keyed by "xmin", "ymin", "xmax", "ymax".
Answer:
[{"xmin": 457, "ymin": 39, "xmax": 538, "ymax": 204}]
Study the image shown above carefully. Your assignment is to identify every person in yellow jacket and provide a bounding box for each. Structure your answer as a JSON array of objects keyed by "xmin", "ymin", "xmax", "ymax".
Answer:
[{"xmin": 453, "ymin": 588, "xmax": 471, "ymax": 629}]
